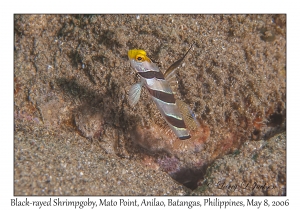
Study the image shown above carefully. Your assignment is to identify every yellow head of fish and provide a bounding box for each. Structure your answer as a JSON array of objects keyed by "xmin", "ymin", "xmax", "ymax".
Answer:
[{"xmin": 128, "ymin": 49, "xmax": 151, "ymax": 62}]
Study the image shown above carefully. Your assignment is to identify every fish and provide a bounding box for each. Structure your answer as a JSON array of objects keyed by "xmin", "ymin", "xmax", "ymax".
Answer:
[{"xmin": 127, "ymin": 43, "xmax": 199, "ymax": 140}]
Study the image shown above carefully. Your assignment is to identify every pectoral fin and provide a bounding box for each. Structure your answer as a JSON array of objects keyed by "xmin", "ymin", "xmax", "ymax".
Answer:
[
  {"xmin": 176, "ymin": 99, "xmax": 200, "ymax": 131},
  {"xmin": 128, "ymin": 82, "xmax": 143, "ymax": 107}
]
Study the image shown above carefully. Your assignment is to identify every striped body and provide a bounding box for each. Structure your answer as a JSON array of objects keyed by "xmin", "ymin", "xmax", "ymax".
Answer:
[{"xmin": 128, "ymin": 51, "xmax": 191, "ymax": 140}]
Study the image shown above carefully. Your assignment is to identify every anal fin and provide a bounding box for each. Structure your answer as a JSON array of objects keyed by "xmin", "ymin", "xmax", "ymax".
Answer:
[{"xmin": 176, "ymin": 99, "xmax": 200, "ymax": 131}]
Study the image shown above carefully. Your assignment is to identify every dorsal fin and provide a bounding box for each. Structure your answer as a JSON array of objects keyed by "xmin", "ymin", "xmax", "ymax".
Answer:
[
  {"xmin": 166, "ymin": 73, "xmax": 178, "ymax": 95},
  {"xmin": 164, "ymin": 42, "xmax": 195, "ymax": 81}
]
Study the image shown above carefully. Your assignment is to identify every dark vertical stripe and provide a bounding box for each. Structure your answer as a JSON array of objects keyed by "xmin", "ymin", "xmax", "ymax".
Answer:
[
  {"xmin": 147, "ymin": 88, "xmax": 176, "ymax": 104},
  {"xmin": 179, "ymin": 135, "xmax": 191, "ymax": 140},
  {"xmin": 164, "ymin": 114, "xmax": 186, "ymax": 129},
  {"xmin": 138, "ymin": 71, "xmax": 165, "ymax": 79}
]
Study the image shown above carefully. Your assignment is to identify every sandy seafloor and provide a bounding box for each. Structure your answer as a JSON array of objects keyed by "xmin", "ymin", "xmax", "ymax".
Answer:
[{"xmin": 14, "ymin": 14, "xmax": 286, "ymax": 195}]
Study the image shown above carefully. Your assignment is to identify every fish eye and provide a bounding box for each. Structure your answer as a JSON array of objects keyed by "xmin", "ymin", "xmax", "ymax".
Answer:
[{"xmin": 136, "ymin": 55, "xmax": 144, "ymax": 61}]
